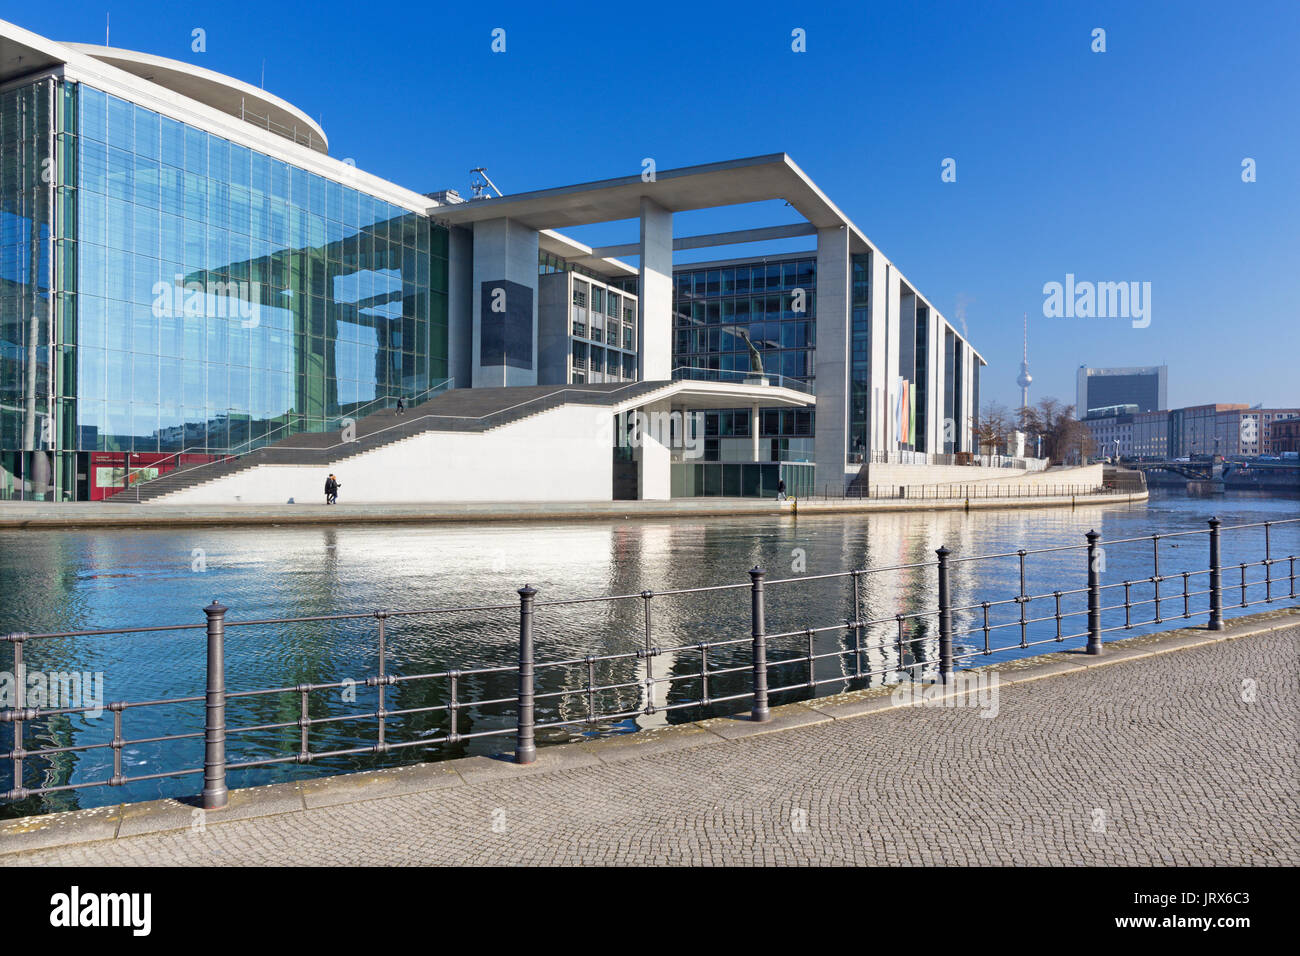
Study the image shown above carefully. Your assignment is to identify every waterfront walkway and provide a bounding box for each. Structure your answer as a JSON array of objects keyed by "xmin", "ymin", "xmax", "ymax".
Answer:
[
  {"xmin": 3, "ymin": 610, "xmax": 1294, "ymax": 866},
  {"xmin": 0, "ymin": 487, "xmax": 1142, "ymax": 529}
]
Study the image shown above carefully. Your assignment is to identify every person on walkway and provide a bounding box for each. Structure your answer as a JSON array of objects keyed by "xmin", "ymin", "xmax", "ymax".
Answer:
[
  {"xmin": 777, "ymin": 478, "xmax": 787, "ymax": 501},
  {"xmin": 396, "ymin": 397, "xmax": 405, "ymax": 415},
  {"xmin": 325, "ymin": 474, "xmax": 339, "ymax": 505}
]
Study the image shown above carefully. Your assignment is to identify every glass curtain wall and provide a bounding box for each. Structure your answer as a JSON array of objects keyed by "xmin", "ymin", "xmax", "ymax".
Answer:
[
  {"xmin": 848, "ymin": 252, "xmax": 871, "ymax": 460},
  {"xmin": 53, "ymin": 83, "xmax": 448, "ymax": 499},
  {"xmin": 671, "ymin": 257, "xmax": 816, "ymax": 462},
  {"xmin": 0, "ymin": 78, "xmax": 57, "ymax": 500}
]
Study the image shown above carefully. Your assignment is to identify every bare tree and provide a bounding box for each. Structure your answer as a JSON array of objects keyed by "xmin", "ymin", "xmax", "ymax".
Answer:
[
  {"xmin": 1019, "ymin": 396, "xmax": 1093, "ymax": 464},
  {"xmin": 975, "ymin": 401, "xmax": 1013, "ymax": 455}
]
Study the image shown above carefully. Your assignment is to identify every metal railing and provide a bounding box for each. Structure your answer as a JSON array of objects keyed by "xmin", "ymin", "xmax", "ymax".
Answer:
[
  {"xmin": 116, "ymin": 379, "xmax": 454, "ymax": 504},
  {"xmin": 804, "ymin": 482, "xmax": 1128, "ymax": 501},
  {"xmin": 2, "ymin": 517, "xmax": 1295, "ymax": 812},
  {"xmin": 670, "ymin": 366, "xmax": 811, "ymax": 394},
  {"xmin": 849, "ymin": 449, "xmax": 1049, "ymax": 470},
  {"xmin": 115, "ymin": 380, "xmax": 455, "ymax": 501}
]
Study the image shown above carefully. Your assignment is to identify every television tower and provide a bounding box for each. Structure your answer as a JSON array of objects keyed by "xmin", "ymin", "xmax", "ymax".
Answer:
[{"xmin": 1016, "ymin": 312, "xmax": 1032, "ymax": 410}]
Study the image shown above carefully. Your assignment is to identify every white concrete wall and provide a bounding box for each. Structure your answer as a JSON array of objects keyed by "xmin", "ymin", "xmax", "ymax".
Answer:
[
  {"xmin": 867, "ymin": 463, "xmax": 1101, "ymax": 490},
  {"xmin": 157, "ymin": 404, "xmax": 616, "ymax": 505}
]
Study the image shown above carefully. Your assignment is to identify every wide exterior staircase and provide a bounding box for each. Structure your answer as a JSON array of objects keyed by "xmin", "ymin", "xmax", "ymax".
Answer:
[
  {"xmin": 1103, "ymin": 465, "xmax": 1148, "ymax": 492},
  {"xmin": 128, "ymin": 381, "xmax": 672, "ymax": 503}
]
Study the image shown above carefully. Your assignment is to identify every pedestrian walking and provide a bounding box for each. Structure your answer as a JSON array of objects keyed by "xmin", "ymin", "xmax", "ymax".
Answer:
[
  {"xmin": 396, "ymin": 397, "xmax": 405, "ymax": 415},
  {"xmin": 777, "ymin": 478, "xmax": 787, "ymax": 501},
  {"xmin": 325, "ymin": 473, "xmax": 339, "ymax": 505}
]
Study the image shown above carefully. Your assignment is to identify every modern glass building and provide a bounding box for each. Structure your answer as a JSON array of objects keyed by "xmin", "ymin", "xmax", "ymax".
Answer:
[
  {"xmin": 2, "ymin": 20, "xmax": 991, "ymax": 505},
  {"xmin": 1, "ymin": 39, "xmax": 447, "ymax": 500}
]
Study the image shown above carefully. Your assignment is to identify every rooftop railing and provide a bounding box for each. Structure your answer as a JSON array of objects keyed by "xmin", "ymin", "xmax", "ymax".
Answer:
[{"xmin": 2, "ymin": 517, "xmax": 1296, "ymax": 814}]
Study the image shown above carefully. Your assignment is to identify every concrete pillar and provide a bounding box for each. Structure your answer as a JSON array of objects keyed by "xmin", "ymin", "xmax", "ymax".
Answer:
[
  {"xmin": 926, "ymin": 311, "xmax": 944, "ymax": 455},
  {"xmin": 638, "ymin": 198, "xmax": 673, "ymax": 382},
  {"xmin": 814, "ymin": 225, "xmax": 850, "ymax": 488},
  {"xmin": 751, "ymin": 405, "xmax": 761, "ymax": 462},
  {"xmin": 472, "ymin": 218, "xmax": 539, "ymax": 388},
  {"xmin": 635, "ymin": 402, "xmax": 672, "ymax": 500}
]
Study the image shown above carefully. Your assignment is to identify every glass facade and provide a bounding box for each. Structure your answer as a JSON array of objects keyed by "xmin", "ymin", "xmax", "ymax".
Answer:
[
  {"xmin": 672, "ymin": 257, "xmax": 816, "ymax": 462},
  {"xmin": 0, "ymin": 78, "xmax": 57, "ymax": 500},
  {"xmin": 848, "ymin": 253, "xmax": 871, "ymax": 459},
  {"xmin": 673, "ymin": 258, "xmax": 816, "ymax": 382},
  {"xmin": 1, "ymin": 79, "xmax": 449, "ymax": 500}
]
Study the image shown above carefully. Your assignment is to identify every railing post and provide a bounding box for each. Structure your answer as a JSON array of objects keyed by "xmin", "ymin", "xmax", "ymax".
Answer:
[
  {"xmin": 516, "ymin": 584, "xmax": 537, "ymax": 764},
  {"xmin": 936, "ymin": 546, "xmax": 953, "ymax": 684},
  {"xmin": 202, "ymin": 600, "xmax": 228, "ymax": 810},
  {"xmin": 1208, "ymin": 517, "xmax": 1223, "ymax": 630},
  {"xmin": 1085, "ymin": 530, "xmax": 1102, "ymax": 654},
  {"xmin": 749, "ymin": 567, "xmax": 770, "ymax": 722}
]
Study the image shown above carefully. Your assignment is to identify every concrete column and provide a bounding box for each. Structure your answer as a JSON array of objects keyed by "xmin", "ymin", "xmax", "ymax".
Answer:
[
  {"xmin": 471, "ymin": 218, "xmax": 539, "ymax": 388},
  {"xmin": 638, "ymin": 198, "xmax": 673, "ymax": 382},
  {"xmin": 814, "ymin": 226, "xmax": 851, "ymax": 489},
  {"xmin": 751, "ymin": 405, "xmax": 761, "ymax": 462},
  {"xmin": 868, "ymin": 252, "xmax": 890, "ymax": 455},
  {"xmin": 635, "ymin": 401, "xmax": 672, "ymax": 500},
  {"xmin": 927, "ymin": 311, "xmax": 944, "ymax": 455}
]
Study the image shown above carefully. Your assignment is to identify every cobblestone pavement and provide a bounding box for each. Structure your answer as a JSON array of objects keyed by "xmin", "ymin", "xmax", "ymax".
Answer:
[{"xmin": 7, "ymin": 627, "xmax": 1297, "ymax": 866}]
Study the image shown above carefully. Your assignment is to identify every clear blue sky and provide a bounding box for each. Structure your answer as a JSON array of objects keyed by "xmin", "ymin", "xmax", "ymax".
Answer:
[{"xmin": 18, "ymin": 0, "xmax": 1300, "ymax": 412}]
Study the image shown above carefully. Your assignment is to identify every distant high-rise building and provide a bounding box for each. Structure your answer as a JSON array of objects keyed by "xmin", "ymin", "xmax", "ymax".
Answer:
[{"xmin": 1076, "ymin": 366, "xmax": 1168, "ymax": 417}]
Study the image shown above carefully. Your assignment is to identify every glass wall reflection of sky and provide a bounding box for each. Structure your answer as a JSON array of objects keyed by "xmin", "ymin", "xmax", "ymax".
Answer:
[{"xmin": 73, "ymin": 84, "xmax": 448, "ymax": 455}]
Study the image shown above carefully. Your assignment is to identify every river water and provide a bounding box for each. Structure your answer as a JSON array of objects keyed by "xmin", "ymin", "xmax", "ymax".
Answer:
[{"xmin": 1, "ymin": 489, "xmax": 1296, "ymax": 816}]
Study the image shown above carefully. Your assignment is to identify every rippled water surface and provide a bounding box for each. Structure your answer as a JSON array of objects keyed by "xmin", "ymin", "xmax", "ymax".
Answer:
[{"xmin": 1, "ymin": 490, "xmax": 1296, "ymax": 816}]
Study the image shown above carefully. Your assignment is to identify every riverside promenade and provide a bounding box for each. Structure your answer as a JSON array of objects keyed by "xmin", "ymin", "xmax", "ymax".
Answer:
[
  {"xmin": 3, "ymin": 608, "xmax": 1294, "ymax": 866},
  {"xmin": 0, "ymin": 486, "xmax": 1143, "ymax": 529}
]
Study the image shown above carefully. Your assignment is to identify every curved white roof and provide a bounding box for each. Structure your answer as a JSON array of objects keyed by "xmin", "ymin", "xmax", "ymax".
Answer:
[{"xmin": 63, "ymin": 43, "xmax": 327, "ymax": 153}]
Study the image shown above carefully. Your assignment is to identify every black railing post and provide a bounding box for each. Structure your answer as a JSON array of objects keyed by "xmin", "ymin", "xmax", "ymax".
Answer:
[
  {"xmin": 202, "ymin": 600, "xmax": 229, "ymax": 810},
  {"xmin": 516, "ymin": 584, "xmax": 537, "ymax": 764},
  {"xmin": 936, "ymin": 546, "xmax": 953, "ymax": 684},
  {"xmin": 749, "ymin": 567, "xmax": 770, "ymax": 722},
  {"xmin": 1085, "ymin": 530, "xmax": 1102, "ymax": 654},
  {"xmin": 1208, "ymin": 517, "xmax": 1224, "ymax": 630}
]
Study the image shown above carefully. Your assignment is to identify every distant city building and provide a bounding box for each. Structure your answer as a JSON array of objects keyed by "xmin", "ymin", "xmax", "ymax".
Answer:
[
  {"xmin": 1266, "ymin": 416, "xmax": 1300, "ymax": 455},
  {"xmin": 1130, "ymin": 410, "xmax": 1170, "ymax": 458},
  {"xmin": 1085, "ymin": 402, "xmax": 1300, "ymax": 459},
  {"xmin": 1076, "ymin": 365, "xmax": 1167, "ymax": 416}
]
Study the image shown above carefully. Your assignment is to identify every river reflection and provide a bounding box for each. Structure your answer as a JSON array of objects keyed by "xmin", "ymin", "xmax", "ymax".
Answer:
[{"xmin": 1, "ymin": 490, "xmax": 1296, "ymax": 816}]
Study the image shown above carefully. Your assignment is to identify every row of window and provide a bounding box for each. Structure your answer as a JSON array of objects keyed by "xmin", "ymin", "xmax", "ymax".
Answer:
[
  {"xmin": 697, "ymin": 408, "xmax": 815, "ymax": 438},
  {"xmin": 571, "ymin": 341, "xmax": 636, "ymax": 378},
  {"xmin": 676, "ymin": 322, "xmax": 813, "ymax": 353},
  {"xmin": 675, "ymin": 294, "xmax": 814, "ymax": 326},
  {"xmin": 677, "ymin": 350, "xmax": 814, "ymax": 380},
  {"xmin": 676, "ymin": 260, "xmax": 816, "ymax": 298}
]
